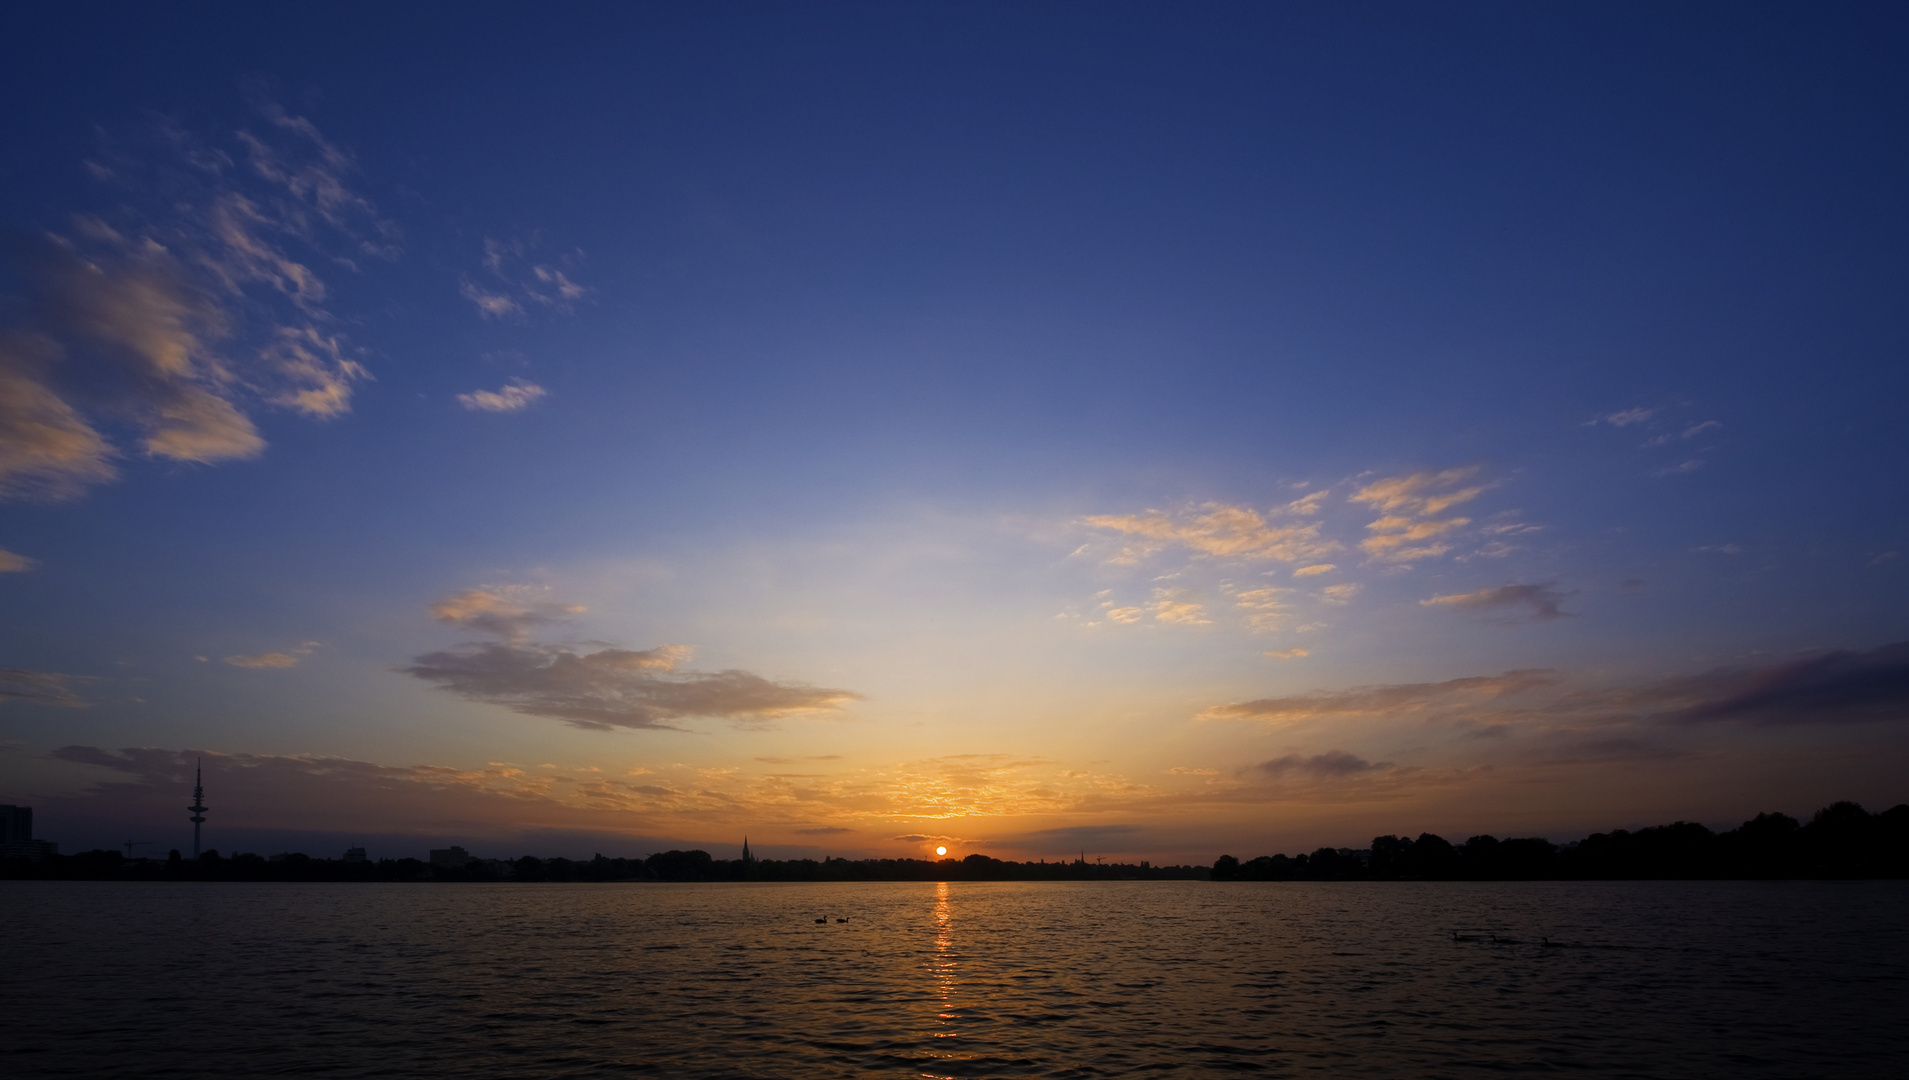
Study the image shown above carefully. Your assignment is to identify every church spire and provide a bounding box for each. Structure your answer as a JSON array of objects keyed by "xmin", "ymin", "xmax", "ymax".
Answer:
[{"xmin": 742, "ymin": 836, "xmax": 753, "ymax": 864}]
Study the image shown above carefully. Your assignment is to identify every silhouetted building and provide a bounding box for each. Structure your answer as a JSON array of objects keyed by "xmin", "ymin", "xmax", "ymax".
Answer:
[
  {"xmin": 742, "ymin": 836, "xmax": 754, "ymax": 864},
  {"xmin": 187, "ymin": 760, "xmax": 207, "ymax": 858},
  {"xmin": 0, "ymin": 804, "xmax": 57, "ymax": 861},
  {"xmin": 343, "ymin": 847, "xmax": 367, "ymax": 863},
  {"xmin": 429, "ymin": 845, "xmax": 474, "ymax": 868},
  {"xmin": 0, "ymin": 804, "xmax": 29, "ymax": 845}
]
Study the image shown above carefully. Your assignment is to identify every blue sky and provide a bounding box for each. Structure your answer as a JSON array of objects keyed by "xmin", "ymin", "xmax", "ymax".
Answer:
[{"xmin": 2, "ymin": 3, "xmax": 1906, "ymax": 861}]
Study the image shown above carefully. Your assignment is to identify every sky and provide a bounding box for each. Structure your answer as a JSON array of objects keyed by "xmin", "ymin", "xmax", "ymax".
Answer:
[{"xmin": 2, "ymin": 3, "xmax": 1906, "ymax": 863}]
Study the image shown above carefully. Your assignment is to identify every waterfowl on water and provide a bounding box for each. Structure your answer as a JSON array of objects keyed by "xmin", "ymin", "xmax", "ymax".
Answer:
[{"xmin": 815, "ymin": 917, "xmax": 827, "ymax": 923}]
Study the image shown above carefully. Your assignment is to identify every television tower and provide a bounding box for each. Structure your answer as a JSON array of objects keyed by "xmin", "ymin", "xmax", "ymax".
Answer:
[{"xmin": 187, "ymin": 759, "xmax": 207, "ymax": 858}]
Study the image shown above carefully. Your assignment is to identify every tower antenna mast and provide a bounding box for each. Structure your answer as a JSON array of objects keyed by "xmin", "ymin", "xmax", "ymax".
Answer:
[{"xmin": 187, "ymin": 759, "xmax": 207, "ymax": 859}]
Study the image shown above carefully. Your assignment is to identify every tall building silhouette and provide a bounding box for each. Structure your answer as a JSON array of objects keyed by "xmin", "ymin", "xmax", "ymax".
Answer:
[
  {"xmin": 742, "ymin": 836, "xmax": 754, "ymax": 864},
  {"xmin": 0, "ymin": 804, "xmax": 57, "ymax": 861},
  {"xmin": 0, "ymin": 804, "xmax": 28, "ymax": 846},
  {"xmin": 187, "ymin": 759, "xmax": 207, "ymax": 858}
]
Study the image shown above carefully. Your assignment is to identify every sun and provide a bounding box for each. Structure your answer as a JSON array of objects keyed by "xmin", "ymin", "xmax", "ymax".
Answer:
[{"xmin": 935, "ymin": 846, "xmax": 948, "ymax": 856}]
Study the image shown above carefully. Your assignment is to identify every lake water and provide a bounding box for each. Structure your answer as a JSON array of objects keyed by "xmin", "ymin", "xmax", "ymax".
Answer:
[{"xmin": 4, "ymin": 879, "xmax": 1904, "ymax": 1077}]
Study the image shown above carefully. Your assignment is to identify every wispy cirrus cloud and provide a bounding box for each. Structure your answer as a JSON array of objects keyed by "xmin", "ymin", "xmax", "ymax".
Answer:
[
  {"xmin": 0, "ymin": 548, "xmax": 32, "ymax": 572},
  {"xmin": 1644, "ymin": 420, "xmax": 1722, "ymax": 447},
  {"xmin": 1655, "ymin": 458, "xmax": 1705, "ymax": 476},
  {"xmin": 1082, "ymin": 499, "xmax": 1338, "ymax": 566},
  {"xmin": 1663, "ymin": 642, "xmax": 1909, "ymax": 727},
  {"xmin": 456, "ymin": 378, "xmax": 547, "ymax": 413},
  {"xmin": 1350, "ymin": 469, "xmax": 1487, "ymax": 517},
  {"xmin": 1593, "ymin": 407, "xmax": 1655, "ymax": 427},
  {"xmin": 0, "ymin": 668, "xmax": 89, "ymax": 707},
  {"xmin": 1201, "ymin": 641, "xmax": 1909, "ymax": 738},
  {"xmin": 1232, "ymin": 586, "xmax": 1290, "ymax": 632},
  {"xmin": 224, "ymin": 652, "xmax": 297, "ymax": 669},
  {"xmin": 1320, "ymin": 582, "xmax": 1361, "ymax": 605},
  {"xmin": 1421, "ymin": 583, "xmax": 1573, "ymax": 622},
  {"xmin": 1592, "ymin": 405, "xmax": 1727, "ymax": 476},
  {"xmin": 405, "ymin": 587, "xmax": 858, "ymax": 732},
  {"xmin": 429, "ymin": 586, "xmax": 587, "ymax": 642},
  {"xmin": 223, "ymin": 642, "xmax": 320, "ymax": 669},
  {"xmin": 1150, "ymin": 586, "xmax": 1210, "ymax": 626},
  {"xmin": 1350, "ymin": 468, "xmax": 1487, "ymax": 562},
  {"xmin": 462, "ymin": 236, "xmax": 589, "ymax": 320},
  {"xmin": 1200, "ymin": 670, "xmax": 1557, "ymax": 724},
  {"xmin": 460, "ymin": 279, "xmax": 523, "ymax": 320},
  {"xmin": 0, "ymin": 104, "xmax": 385, "ymax": 502}
]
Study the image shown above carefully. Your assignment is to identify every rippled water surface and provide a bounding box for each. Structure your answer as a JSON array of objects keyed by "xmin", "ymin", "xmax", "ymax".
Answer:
[{"xmin": 5, "ymin": 880, "xmax": 1905, "ymax": 1077}]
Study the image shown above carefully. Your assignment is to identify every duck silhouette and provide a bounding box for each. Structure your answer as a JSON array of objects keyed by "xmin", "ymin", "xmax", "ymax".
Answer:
[{"xmin": 814, "ymin": 917, "xmax": 826, "ymax": 924}]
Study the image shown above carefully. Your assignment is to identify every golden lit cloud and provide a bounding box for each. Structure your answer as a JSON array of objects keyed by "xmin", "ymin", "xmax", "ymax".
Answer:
[
  {"xmin": 0, "ymin": 348, "xmax": 118, "ymax": 500},
  {"xmin": 1233, "ymin": 586, "xmax": 1290, "ymax": 632},
  {"xmin": 430, "ymin": 586, "xmax": 587, "ymax": 641},
  {"xmin": 1350, "ymin": 468, "xmax": 1485, "ymax": 516},
  {"xmin": 0, "ymin": 548, "xmax": 33, "ymax": 572},
  {"xmin": 1293, "ymin": 563, "xmax": 1336, "ymax": 577},
  {"xmin": 261, "ymin": 326, "xmax": 369, "ymax": 419},
  {"xmin": 1150, "ymin": 586, "xmax": 1210, "ymax": 625},
  {"xmin": 1350, "ymin": 469, "xmax": 1487, "ymax": 562},
  {"xmin": 1320, "ymin": 582, "xmax": 1361, "ymax": 605},
  {"xmin": 0, "ymin": 106, "xmax": 384, "ymax": 502},
  {"xmin": 1083, "ymin": 502, "xmax": 1337, "ymax": 564}
]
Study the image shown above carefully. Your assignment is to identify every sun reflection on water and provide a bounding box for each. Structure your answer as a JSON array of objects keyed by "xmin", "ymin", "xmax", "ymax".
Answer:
[
  {"xmin": 915, "ymin": 880, "xmax": 967, "ymax": 1078},
  {"xmin": 931, "ymin": 881, "xmax": 957, "ymax": 1036}
]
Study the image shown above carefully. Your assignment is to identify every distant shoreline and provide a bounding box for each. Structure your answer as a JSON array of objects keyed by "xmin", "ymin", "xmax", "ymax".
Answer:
[{"xmin": 8, "ymin": 798, "xmax": 1902, "ymax": 884}]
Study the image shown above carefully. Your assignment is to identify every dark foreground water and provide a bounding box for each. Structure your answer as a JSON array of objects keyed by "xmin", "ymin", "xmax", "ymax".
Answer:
[{"xmin": 4, "ymin": 880, "xmax": 1904, "ymax": 1078}]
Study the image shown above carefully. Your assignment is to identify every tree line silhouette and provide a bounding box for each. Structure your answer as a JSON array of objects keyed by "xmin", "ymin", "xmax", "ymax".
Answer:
[
  {"xmin": 1213, "ymin": 800, "xmax": 1909, "ymax": 880},
  {"xmin": 7, "ymin": 799, "xmax": 1904, "ymax": 882},
  {"xmin": 0, "ymin": 847, "xmax": 1207, "ymax": 883}
]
